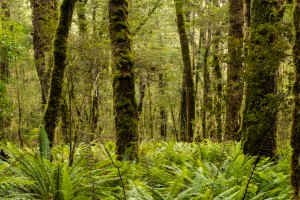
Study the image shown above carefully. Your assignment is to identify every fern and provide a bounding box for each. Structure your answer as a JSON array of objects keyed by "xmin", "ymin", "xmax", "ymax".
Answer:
[{"xmin": 39, "ymin": 126, "xmax": 50, "ymax": 160}]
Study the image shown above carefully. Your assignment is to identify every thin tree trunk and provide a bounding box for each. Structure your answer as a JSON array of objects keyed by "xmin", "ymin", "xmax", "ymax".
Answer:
[
  {"xmin": 175, "ymin": 0, "xmax": 195, "ymax": 142},
  {"xmin": 43, "ymin": 0, "xmax": 77, "ymax": 150},
  {"xmin": 291, "ymin": 0, "xmax": 300, "ymax": 199},
  {"xmin": 159, "ymin": 73, "xmax": 167, "ymax": 139},
  {"xmin": 225, "ymin": 0, "xmax": 244, "ymax": 140},
  {"xmin": 76, "ymin": 0, "xmax": 87, "ymax": 38},
  {"xmin": 212, "ymin": 30, "xmax": 222, "ymax": 142},
  {"xmin": 108, "ymin": 0, "xmax": 139, "ymax": 160},
  {"xmin": 202, "ymin": 45, "xmax": 209, "ymax": 139}
]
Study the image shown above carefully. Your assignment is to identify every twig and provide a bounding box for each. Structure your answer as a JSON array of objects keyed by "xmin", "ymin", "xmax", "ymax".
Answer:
[{"xmin": 99, "ymin": 137, "xmax": 127, "ymax": 200}]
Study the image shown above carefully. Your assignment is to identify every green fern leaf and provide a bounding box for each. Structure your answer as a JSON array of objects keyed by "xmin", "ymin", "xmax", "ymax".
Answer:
[{"xmin": 39, "ymin": 126, "xmax": 50, "ymax": 160}]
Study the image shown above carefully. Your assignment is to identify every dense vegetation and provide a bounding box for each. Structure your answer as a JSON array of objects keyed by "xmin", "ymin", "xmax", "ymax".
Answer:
[
  {"xmin": 0, "ymin": 139, "xmax": 292, "ymax": 199},
  {"xmin": 1, "ymin": 0, "xmax": 300, "ymax": 199}
]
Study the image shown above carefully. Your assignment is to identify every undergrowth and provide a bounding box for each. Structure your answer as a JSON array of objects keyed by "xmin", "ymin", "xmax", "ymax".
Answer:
[{"xmin": 0, "ymin": 140, "xmax": 292, "ymax": 199}]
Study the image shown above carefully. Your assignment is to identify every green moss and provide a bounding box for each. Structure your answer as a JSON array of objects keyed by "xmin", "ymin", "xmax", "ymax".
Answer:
[
  {"xmin": 43, "ymin": 0, "xmax": 76, "ymax": 150},
  {"xmin": 241, "ymin": 0, "xmax": 283, "ymax": 158},
  {"xmin": 109, "ymin": 0, "xmax": 138, "ymax": 161}
]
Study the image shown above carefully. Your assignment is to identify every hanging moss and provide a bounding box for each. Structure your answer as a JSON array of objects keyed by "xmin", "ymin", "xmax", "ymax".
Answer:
[
  {"xmin": 291, "ymin": 0, "xmax": 300, "ymax": 199},
  {"xmin": 109, "ymin": 0, "xmax": 139, "ymax": 161},
  {"xmin": 43, "ymin": 0, "xmax": 77, "ymax": 150},
  {"xmin": 241, "ymin": 0, "xmax": 284, "ymax": 158}
]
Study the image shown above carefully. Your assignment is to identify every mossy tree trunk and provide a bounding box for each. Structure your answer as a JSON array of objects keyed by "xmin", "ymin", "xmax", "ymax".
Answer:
[
  {"xmin": 108, "ymin": 0, "xmax": 139, "ymax": 161},
  {"xmin": 30, "ymin": 0, "xmax": 56, "ymax": 107},
  {"xmin": 291, "ymin": 0, "xmax": 300, "ymax": 198},
  {"xmin": 76, "ymin": 0, "xmax": 87, "ymax": 38},
  {"xmin": 175, "ymin": 0, "xmax": 195, "ymax": 142},
  {"xmin": 43, "ymin": 0, "xmax": 77, "ymax": 149},
  {"xmin": 241, "ymin": 0, "xmax": 282, "ymax": 158},
  {"xmin": 212, "ymin": 31, "xmax": 222, "ymax": 142},
  {"xmin": 225, "ymin": 0, "xmax": 244, "ymax": 141},
  {"xmin": 0, "ymin": 0, "xmax": 10, "ymax": 140}
]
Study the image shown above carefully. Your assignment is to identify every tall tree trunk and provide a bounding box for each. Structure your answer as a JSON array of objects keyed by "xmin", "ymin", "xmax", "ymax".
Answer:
[
  {"xmin": 0, "ymin": 0, "xmax": 11, "ymax": 140},
  {"xmin": 159, "ymin": 73, "xmax": 167, "ymax": 139},
  {"xmin": 30, "ymin": 0, "xmax": 56, "ymax": 107},
  {"xmin": 212, "ymin": 30, "xmax": 222, "ymax": 142},
  {"xmin": 202, "ymin": 44, "xmax": 209, "ymax": 139},
  {"xmin": 211, "ymin": 0, "xmax": 223, "ymax": 142},
  {"xmin": 291, "ymin": 0, "xmax": 300, "ymax": 198},
  {"xmin": 175, "ymin": 0, "xmax": 195, "ymax": 142},
  {"xmin": 241, "ymin": 0, "xmax": 282, "ymax": 158},
  {"xmin": 225, "ymin": 0, "xmax": 244, "ymax": 140},
  {"xmin": 108, "ymin": 0, "xmax": 139, "ymax": 161},
  {"xmin": 43, "ymin": 0, "xmax": 77, "ymax": 150}
]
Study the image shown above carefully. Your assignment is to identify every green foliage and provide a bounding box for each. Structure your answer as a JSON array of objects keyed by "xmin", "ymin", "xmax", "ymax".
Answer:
[
  {"xmin": 0, "ymin": 141, "xmax": 292, "ymax": 199},
  {"xmin": 39, "ymin": 126, "xmax": 50, "ymax": 160}
]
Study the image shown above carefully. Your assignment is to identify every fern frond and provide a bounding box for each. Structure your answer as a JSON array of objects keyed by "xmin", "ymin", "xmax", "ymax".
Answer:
[{"xmin": 39, "ymin": 126, "xmax": 50, "ymax": 160}]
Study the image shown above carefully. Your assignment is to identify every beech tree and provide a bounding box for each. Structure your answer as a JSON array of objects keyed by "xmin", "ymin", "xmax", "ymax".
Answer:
[{"xmin": 108, "ymin": 0, "xmax": 139, "ymax": 160}]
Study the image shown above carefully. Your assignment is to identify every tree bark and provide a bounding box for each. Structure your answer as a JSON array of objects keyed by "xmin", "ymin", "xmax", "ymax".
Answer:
[
  {"xmin": 175, "ymin": 0, "xmax": 195, "ymax": 142},
  {"xmin": 108, "ymin": 0, "xmax": 139, "ymax": 160},
  {"xmin": 43, "ymin": 0, "xmax": 77, "ymax": 150},
  {"xmin": 30, "ymin": 0, "xmax": 56, "ymax": 107},
  {"xmin": 0, "ymin": 0, "xmax": 11, "ymax": 140},
  {"xmin": 225, "ymin": 0, "xmax": 244, "ymax": 140},
  {"xmin": 241, "ymin": 0, "xmax": 282, "ymax": 158},
  {"xmin": 159, "ymin": 73, "xmax": 167, "ymax": 139},
  {"xmin": 76, "ymin": 0, "xmax": 87, "ymax": 38},
  {"xmin": 291, "ymin": 0, "xmax": 300, "ymax": 199}
]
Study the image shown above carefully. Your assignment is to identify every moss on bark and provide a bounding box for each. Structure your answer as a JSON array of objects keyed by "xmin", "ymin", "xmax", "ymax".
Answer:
[
  {"xmin": 241, "ymin": 0, "xmax": 283, "ymax": 158},
  {"xmin": 43, "ymin": 0, "xmax": 77, "ymax": 149},
  {"xmin": 174, "ymin": 0, "xmax": 195, "ymax": 142},
  {"xmin": 30, "ymin": 0, "xmax": 56, "ymax": 106},
  {"xmin": 109, "ymin": 0, "xmax": 139, "ymax": 161},
  {"xmin": 291, "ymin": 0, "xmax": 300, "ymax": 199},
  {"xmin": 225, "ymin": 0, "xmax": 244, "ymax": 141}
]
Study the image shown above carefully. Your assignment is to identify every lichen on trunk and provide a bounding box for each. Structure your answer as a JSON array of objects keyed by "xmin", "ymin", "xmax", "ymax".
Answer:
[{"xmin": 108, "ymin": 0, "xmax": 139, "ymax": 161}]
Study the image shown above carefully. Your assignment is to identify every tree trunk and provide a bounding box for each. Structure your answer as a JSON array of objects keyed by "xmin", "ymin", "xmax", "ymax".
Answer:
[
  {"xmin": 291, "ymin": 1, "xmax": 300, "ymax": 199},
  {"xmin": 108, "ymin": 0, "xmax": 139, "ymax": 161},
  {"xmin": 202, "ymin": 45, "xmax": 209, "ymax": 139},
  {"xmin": 241, "ymin": 0, "xmax": 282, "ymax": 158},
  {"xmin": 175, "ymin": 0, "xmax": 195, "ymax": 142},
  {"xmin": 225, "ymin": 0, "xmax": 244, "ymax": 140},
  {"xmin": 159, "ymin": 73, "xmax": 167, "ymax": 139},
  {"xmin": 43, "ymin": 0, "xmax": 77, "ymax": 150},
  {"xmin": 212, "ymin": 30, "xmax": 222, "ymax": 142},
  {"xmin": 30, "ymin": 0, "xmax": 56, "ymax": 107},
  {"xmin": 244, "ymin": 0, "xmax": 251, "ymax": 40},
  {"xmin": 0, "ymin": 0, "xmax": 11, "ymax": 140},
  {"xmin": 76, "ymin": 0, "xmax": 87, "ymax": 38}
]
